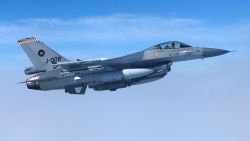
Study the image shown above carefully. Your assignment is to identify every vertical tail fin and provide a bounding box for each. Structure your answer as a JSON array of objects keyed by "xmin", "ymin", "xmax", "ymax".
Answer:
[{"xmin": 18, "ymin": 37, "xmax": 68, "ymax": 70}]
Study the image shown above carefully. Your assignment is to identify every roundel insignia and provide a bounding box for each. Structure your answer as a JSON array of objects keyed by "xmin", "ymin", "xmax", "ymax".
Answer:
[{"xmin": 38, "ymin": 50, "xmax": 45, "ymax": 57}]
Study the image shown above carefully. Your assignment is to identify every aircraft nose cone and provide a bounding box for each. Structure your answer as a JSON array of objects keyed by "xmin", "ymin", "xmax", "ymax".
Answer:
[{"xmin": 202, "ymin": 48, "xmax": 230, "ymax": 58}]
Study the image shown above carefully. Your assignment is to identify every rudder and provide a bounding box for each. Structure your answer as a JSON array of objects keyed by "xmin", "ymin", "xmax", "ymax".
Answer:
[{"xmin": 18, "ymin": 37, "xmax": 68, "ymax": 71}]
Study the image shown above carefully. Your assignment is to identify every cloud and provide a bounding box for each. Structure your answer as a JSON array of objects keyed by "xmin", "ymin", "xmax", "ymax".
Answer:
[
  {"xmin": 0, "ymin": 14, "xmax": 249, "ymax": 48},
  {"xmin": 1, "ymin": 14, "xmax": 250, "ymax": 141},
  {"xmin": 1, "ymin": 14, "xmax": 249, "ymax": 68}
]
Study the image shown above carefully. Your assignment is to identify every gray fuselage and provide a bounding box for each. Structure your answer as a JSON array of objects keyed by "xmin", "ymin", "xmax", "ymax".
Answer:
[{"xmin": 22, "ymin": 40, "xmax": 229, "ymax": 94}]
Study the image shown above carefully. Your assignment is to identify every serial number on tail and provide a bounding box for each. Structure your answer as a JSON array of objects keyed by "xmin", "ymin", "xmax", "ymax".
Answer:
[{"xmin": 46, "ymin": 56, "xmax": 62, "ymax": 64}]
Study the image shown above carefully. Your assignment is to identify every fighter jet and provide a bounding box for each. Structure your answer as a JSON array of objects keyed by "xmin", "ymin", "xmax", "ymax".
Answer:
[{"xmin": 18, "ymin": 37, "xmax": 230, "ymax": 94}]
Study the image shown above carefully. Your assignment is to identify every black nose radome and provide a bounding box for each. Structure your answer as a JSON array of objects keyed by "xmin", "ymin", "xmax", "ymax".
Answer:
[{"xmin": 202, "ymin": 48, "xmax": 230, "ymax": 58}]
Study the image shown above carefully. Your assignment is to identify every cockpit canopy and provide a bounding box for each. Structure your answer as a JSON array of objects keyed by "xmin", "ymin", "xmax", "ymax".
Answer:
[{"xmin": 147, "ymin": 41, "xmax": 191, "ymax": 50}]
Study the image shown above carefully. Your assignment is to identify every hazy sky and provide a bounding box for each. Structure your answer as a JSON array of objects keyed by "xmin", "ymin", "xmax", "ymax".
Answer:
[{"xmin": 0, "ymin": 0, "xmax": 250, "ymax": 141}]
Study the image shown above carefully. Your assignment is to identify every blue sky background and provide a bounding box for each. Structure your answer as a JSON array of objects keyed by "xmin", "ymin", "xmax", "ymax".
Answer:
[{"xmin": 0, "ymin": 0, "xmax": 250, "ymax": 141}]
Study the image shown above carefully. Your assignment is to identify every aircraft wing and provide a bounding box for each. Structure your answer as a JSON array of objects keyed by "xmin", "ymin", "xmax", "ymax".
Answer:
[{"xmin": 52, "ymin": 60, "xmax": 115, "ymax": 74}]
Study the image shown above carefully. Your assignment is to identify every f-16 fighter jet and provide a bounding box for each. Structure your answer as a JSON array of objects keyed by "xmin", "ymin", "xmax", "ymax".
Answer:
[{"xmin": 18, "ymin": 37, "xmax": 230, "ymax": 94}]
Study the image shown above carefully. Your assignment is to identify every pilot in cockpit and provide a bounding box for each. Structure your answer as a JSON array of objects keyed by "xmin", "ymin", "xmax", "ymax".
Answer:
[{"xmin": 171, "ymin": 43, "xmax": 175, "ymax": 48}]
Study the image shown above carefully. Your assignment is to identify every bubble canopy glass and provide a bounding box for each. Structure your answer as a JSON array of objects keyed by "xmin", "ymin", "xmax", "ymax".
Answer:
[{"xmin": 147, "ymin": 41, "xmax": 191, "ymax": 50}]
